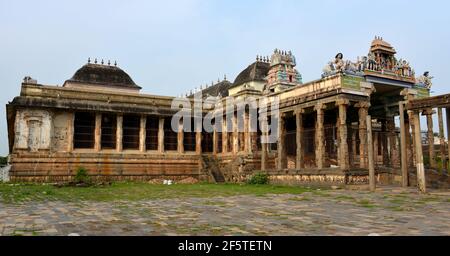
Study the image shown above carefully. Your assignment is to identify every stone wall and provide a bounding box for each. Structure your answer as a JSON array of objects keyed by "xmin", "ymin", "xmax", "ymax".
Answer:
[
  {"xmin": 9, "ymin": 152, "xmax": 204, "ymax": 182},
  {"xmin": 0, "ymin": 165, "xmax": 10, "ymax": 182},
  {"xmin": 14, "ymin": 109, "xmax": 52, "ymax": 152}
]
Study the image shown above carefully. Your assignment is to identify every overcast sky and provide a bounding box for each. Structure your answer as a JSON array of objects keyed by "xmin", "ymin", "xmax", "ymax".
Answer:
[{"xmin": 1, "ymin": 0, "xmax": 450, "ymax": 156}]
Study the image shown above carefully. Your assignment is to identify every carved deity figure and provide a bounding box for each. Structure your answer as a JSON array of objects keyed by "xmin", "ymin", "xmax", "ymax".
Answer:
[
  {"xmin": 334, "ymin": 53, "xmax": 345, "ymax": 71},
  {"xmin": 367, "ymin": 52, "xmax": 377, "ymax": 70},
  {"xmin": 417, "ymin": 71, "xmax": 433, "ymax": 89}
]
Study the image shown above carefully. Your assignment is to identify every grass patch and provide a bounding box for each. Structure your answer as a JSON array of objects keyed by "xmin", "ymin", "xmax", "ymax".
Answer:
[
  {"xmin": 0, "ymin": 182, "xmax": 314, "ymax": 204},
  {"xmin": 356, "ymin": 199, "xmax": 376, "ymax": 208}
]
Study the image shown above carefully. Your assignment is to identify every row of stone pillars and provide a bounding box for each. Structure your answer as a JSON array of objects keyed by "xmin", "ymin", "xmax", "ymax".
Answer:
[
  {"xmin": 68, "ymin": 113, "xmax": 203, "ymax": 154},
  {"xmin": 216, "ymin": 111, "xmax": 257, "ymax": 155},
  {"xmin": 270, "ymin": 99, "xmax": 371, "ymax": 171},
  {"xmin": 400, "ymin": 103, "xmax": 450, "ymax": 193}
]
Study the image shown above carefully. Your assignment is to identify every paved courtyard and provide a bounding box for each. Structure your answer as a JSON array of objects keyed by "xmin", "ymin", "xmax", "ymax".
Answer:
[{"xmin": 0, "ymin": 186, "xmax": 449, "ymax": 236}]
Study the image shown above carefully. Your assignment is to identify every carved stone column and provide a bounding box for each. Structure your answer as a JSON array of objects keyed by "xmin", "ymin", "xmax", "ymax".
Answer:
[
  {"xmin": 387, "ymin": 114, "xmax": 398, "ymax": 167},
  {"xmin": 116, "ymin": 114, "xmax": 123, "ymax": 152},
  {"xmin": 438, "ymin": 108, "xmax": 447, "ymax": 170},
  {"xmin": 158, "ymin": 117, "xmax": 164, "ymax": 153},
  {"xmin": 356, "ymin": 101, "xmax": 370, "ymax": 168},
  {"xmin": 277, "ymin": 113, "xmax": 287, "ymax": 169},
  {"xmin": 295, "ymin": 108, "xmax": 304, "ymax": 169},
  {"xmin": 351, "ymin": 130, "xmax": 357, "ymax": 167},
  {"xmin": 260, "ymin": 116, "xmax": 268, "ymax": 171},
  {"xmin": 244, "ymin": 111, "xmax": 251, "ymax": 154},
  {"xmin": 315, "ymin": 103, "xmax": 326, "ymax": 169},
  {"xmin": 413, "ymin": 111, "xmax": 426, "ymax": 193},
  {"xmin": 233, "ymin": 113, "xmax": 239, "ymax": 154},
  {"xmin": 399, "ymin": 101, "xmax": 408, "ymax": 187},
  {"xmin": 213, "ymin": 123, "xmax": 218, "ymax": 155},
  {"xmin": 249, "ymin": 111, "xmax": 258, "ymax": 153},
  {"xmin": 67, "ymin": 112, "xmax": 74, "ymax": 152},
  {"xmin": 441, "ymin": 108, "xmax": 450, "ymax": 170},
  {"xmin": 177, "ymin": 119, "xmax": 184, "ymax": 153},
  {"xmin": 139, "ymin": 115, "xmax": 147, "ymax": 152},
  {"xmin": 196, "ymin": 130, "xmax": 202, "ymax": 154},
  {"xmin": 94, "ymin": 113, "xmax": 102, "ymax": 152},
  {"xmin": 423, "ymin": 108, "xmax": 436, "ymax": 168},
  {"xmin": 222, "ymin": 117, "xmax": 228, "ymax": 153},
  {"xmin": 382, "ymin": 120, "xmax": 389, "ymax": 166},
  {"xmin": 337, "ymin": 99, "xmax": 349, "ymax": 170},
  {"xmin": 407, "ymin": 110, "xmax": 416, "ymax": 167}
]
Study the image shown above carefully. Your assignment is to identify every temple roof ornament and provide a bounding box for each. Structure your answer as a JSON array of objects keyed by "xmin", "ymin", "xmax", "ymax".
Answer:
[
  {"xmin": 416, "ymin": 71, "xmax": 433, "ymax": 89},
  {"xmin": 321, "ymin": 37, "xmax": 416, "ymax": 83},
  {"xmin": 322, "ymin": 52, "xmax": 364, "ymax": 78}
]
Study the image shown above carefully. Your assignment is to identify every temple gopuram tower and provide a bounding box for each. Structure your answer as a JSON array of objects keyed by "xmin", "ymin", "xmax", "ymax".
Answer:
[{"xmin": 266, "ymin": 49, "xmax": 302, "ymax": 93}]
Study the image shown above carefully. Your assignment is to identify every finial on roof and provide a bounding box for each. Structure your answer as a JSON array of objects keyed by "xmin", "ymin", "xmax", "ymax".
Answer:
[
  {"xmin": 88, "ymin": 57, "xmax": 91, "ymax": 64},
  {"xmin": 217, "ymin": 78, "xmax": 220, "ymax": 83},
  {"xmin": 94, "ymin": 58, "xmax": 98, "ymax": 64},
  {"xmin": 108, "ymin": 60, "xmax": 111, "ymax": 66},
  {"xmin": 101, "ymin": 59, "xmax": 104, "ymax": 65},
  {"xmin": 256, "ymin": 55, "xmax": 259, "ymax": 61},
  {"xmin": 224, "ymin": 74, "xmax": 227, "ymax": 80},
  {"xmin": 114, "ymin": 60, "xmax": 117, "ymax": 66}
]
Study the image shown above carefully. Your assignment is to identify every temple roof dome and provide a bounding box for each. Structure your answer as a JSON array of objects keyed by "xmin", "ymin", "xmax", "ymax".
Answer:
[
  {"xmin": 64, "ymin": 62, "xmax": 141, "ymax": 90},
  {"xmin": 232, "ymin": 61, "xmax": 270, "ymax": 88}
]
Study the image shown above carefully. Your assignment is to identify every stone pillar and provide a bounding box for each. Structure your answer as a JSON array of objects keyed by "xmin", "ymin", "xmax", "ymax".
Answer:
[
  {"xmin": 315, "ymin": 103, "xmax": 326, "ymax": 169},
  {"xmin": 382, "ymin": 120, "xmax": 389, "ymax": 166},
  {"xmin": 213, "ymin": 124, "xmax": 218, "ymax": 155},
  {"xmin": 277, "ymin": 113, "xmax": 287, "ymax": 169},
  {"xmin": 222, "ymin": 117, "xmax": 228, "ymax": 153},
  {"xmin": 158, "ymin": 117, "xmax": 164, "ymax": 153},
  {"xmin": 249, "ymin": 111, "xmax": 258, "ymax": 152},
  {"xmin": 244, "ymin": 111, "xmax": 251, "ymax": 154},
  {"xmin": 407, "ymin": 110, "xmax": 416, "ymax": 167},
  {"xmin": 94, "ymin": 113, "xmax": 102, "ymax": 152},
  {"xmin": 232, "ymin": 113, "xmax": 239, "ymax": 154},
  {"xmin": 337, "ymin": 99, "xmax": 349, "ymax": 170},
  {"xmin": 413, "ymin": 111, "xmax": 426, "ymax": 193},
  {"xmin": 446, "ymin": 108, "xmax": 450, "ymax": 170},
  {"xmin": 423, "ymin": 108, "xmax": 436, "ymax": 168},
  {"xmin": 351, "ymin": 130, "xmax": 357, "ymax": 167},
  {"xmin": 116, "ymin": 114, "xmax": 123, "ymax": 152},
  {"xmin": 387, "ymin": 115, "xmax": 398, "ymax": 167},
  {"xmin": 373, "ymin": 131, "xmax": 378, "ymax": 165},
  {"xmin": 67, "ymin": 112, "xmax": 74, "ymax": 152},
  {"xmin": 261, "ymin": 116, "xmax": 268, "ymax": 171},
  {"xmin": 196, "ymin": 130, "xmax": 202, "ymax": 154},
  {"xmin": 139, "ymin": 115, "xmax": 147, "ymax": 152},
  {"xmin": 399, "ymin": 102, "xmax": 408, "ymax": 187},
  {"xmin": 438, "ymin": 108, "xmax": 447, "ymax": 171},
  {"xmin": 356, "ymin": 101, "xmax": 370, "ymax": 168},
  {"xmin": 295, "ymin": 108, "xmax": 304, "ymax": 169},
  {"xmin": 405, "ymin": 116, "xmax": 413, "ymax": 168},
  {"xmin": 177, "ymin": 119, "xmax": 184, "ymax": 153},
  {"xmin": 367, "ymin": 115, "xmax": 376, "ymax": 192}
]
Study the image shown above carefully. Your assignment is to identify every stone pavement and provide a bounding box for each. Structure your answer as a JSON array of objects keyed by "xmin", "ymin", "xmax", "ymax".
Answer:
[{"xmin": 0, "ymin": 186, "xmax": 449, "ymax": 236}]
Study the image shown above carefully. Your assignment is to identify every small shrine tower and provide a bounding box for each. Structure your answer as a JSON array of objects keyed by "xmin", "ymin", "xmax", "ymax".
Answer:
[{"xmin": 266, "ymin": 49, "xmax": 302, "ymax": 93}]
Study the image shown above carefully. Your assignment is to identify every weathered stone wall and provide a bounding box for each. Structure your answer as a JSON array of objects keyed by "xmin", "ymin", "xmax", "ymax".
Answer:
[
  {"xmin": 14, "ymin": 109, "xmax": 52, "ymax": 152},
  {"xmin": 9, "ymin": 152, "xmax": 203, "ymax": 182},
  {"xmin": 51, "ymin": 111, "xmax": 70, "ymax": 152}
]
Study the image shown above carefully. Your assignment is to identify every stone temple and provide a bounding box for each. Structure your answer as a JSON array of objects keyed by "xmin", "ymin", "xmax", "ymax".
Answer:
[{"xmin": 5, "ymin": 37, "xmax": 450, "ymax": 190}]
